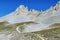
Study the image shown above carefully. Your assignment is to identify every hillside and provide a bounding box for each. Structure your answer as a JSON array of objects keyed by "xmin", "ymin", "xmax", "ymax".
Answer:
[{"xmin": 0, "ymin": 1, "xmax": 60, "ymax": 40}]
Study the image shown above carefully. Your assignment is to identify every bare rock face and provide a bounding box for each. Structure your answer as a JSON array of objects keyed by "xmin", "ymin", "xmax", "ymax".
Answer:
[{"xmin": 0, "ymin": 1, "xmax": 60, "ymax": 40}]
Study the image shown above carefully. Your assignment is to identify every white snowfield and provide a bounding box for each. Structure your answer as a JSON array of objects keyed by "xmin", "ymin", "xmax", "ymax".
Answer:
[{"xmin": 0, "ymin": 1, "xmax": 60, "ymax": 40}]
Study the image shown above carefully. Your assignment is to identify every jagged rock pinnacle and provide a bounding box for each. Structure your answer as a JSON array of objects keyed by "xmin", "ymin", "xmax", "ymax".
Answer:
[{"xmin": 15, "ymin": 5, "xmax": 28, "ymax": 15}]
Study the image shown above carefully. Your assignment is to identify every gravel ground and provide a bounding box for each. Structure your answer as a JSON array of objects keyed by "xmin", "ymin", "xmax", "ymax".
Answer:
[
  {"xmin": 0, "ymin": 22, "xmax": 60, "ymax": 40},
  {"xmin": 0, "ymin": 27, "xmax": 60, "ymax": 40}
]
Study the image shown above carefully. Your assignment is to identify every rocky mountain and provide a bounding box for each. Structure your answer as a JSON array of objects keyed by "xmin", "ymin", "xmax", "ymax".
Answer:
[{"xmin": 0, "ymin": 1, "xmax": 60, "ymax": 40}]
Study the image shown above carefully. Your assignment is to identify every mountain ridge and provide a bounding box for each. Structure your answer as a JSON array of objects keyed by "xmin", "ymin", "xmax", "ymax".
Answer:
[{"xmin": 0, "ymin": 1, "xmax": 60, "ymax": 32}]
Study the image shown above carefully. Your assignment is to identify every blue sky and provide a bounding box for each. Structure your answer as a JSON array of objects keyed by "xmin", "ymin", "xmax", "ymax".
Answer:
[{"xmin": 0, "ymin": 0, "xmax": 59, "ymax": 17}]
